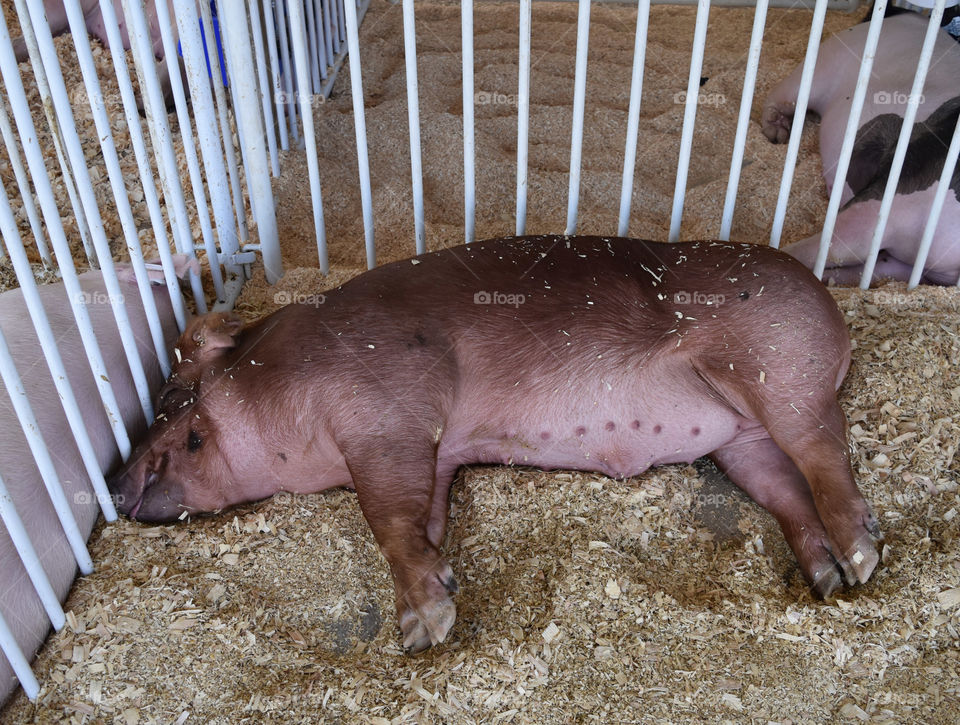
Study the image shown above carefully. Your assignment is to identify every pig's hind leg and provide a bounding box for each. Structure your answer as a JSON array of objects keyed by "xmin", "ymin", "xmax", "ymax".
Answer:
[
  {"xmin": 345, "ymin": 440, "xmax": 459, "ymax": 653},
  {"xmin": 761, "ymin": 69, "xmax": 802, "ymax": 144},
  {"xmin": 710, "ymin": 431, "xmax": 856, "ymax": 597}
]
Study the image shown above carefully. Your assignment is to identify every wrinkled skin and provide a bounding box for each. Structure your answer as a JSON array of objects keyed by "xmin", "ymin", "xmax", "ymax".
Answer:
[
  {"xmin": 110, "ymin": 236, "xmax": 882, "ymax": 653},
  {"xmin": 762, "ymin": 13, "xmax": 960, "ymax": 285}
]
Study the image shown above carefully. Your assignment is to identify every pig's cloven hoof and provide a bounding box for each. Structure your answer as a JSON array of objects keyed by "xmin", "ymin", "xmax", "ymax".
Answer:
[
  {"xmin": 761, "ymin": 102, "xmax": 795, "ymax": 144},
  {"xmin": 809, "ymin": 515, "xmax": 883, "ymax": 599},
  {"xmin": 400, "ymin": 591, "xmax": 457, "ymax": 653}
]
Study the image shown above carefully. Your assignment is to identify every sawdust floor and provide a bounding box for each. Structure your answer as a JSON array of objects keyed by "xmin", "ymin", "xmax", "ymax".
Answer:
[{"xmin": 3, "ymin": 1, "xmax": 960, "ymax": 723}]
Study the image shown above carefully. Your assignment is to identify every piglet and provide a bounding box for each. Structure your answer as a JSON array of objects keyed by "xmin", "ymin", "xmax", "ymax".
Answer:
[
  {"xmin": 0, "ymin": 262, "xmax": 187, "ymax": 705},
  {"xmin": 762, "ymin": 13, "xmax": 960, "ymax": 284},
  {"xmin": 109, "ymin": 236, "xmax": 883, "ymax": 653}
]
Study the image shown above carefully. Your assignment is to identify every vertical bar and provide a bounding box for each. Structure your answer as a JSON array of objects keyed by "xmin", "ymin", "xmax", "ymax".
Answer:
[
  {"xmin": 668, "ymin": 0, "xmax": 710, "ymax": 243},
  {"xmin": 0, "ymin": 468, "xmax": 66, "ymax": 631},
  {"xmin": 860, "ymin": 0, "xmax": 946, "ymax": 288},
  {"xmin": 909, "ymin": 110, "xmax": 960, "ymax": 288},
  {"xmin": 769, "ymin": 0, "xmax": 829, "ymax": 248},
  {"xmin": 462, "ymin": 0, "xmax": 476, "ymax": 243},
  {"xmin": 328, "ymin": 0, "xmax": 342, "ymax": 58},
  {"xmin": 250, "ymin": 0, "xmax": 281, "ymax": 176},
  {"xmin": 64, "ymin": 0, "xmax": 172, "ymax": 377},
  {"xmin": 402, "ymin": 0, "xmax": 425, "ymax": 255},
  {"xmin": 95, "ymin": 0, "xmax": 191, "ymax": 331},
  {"xmin": 719, "ymin": 0, "xmax": 768, "ymax": 241},
  {"xmin": 812, "ymin": 1, "xmax": 886, "ymax": 276},
  {"xmin": 516, "ymin": 0, "xmax": 532, "ymax": 236},
  {"xmin": 315, "ymin": 0, "xmax": 332, "ymax": 77},
  {"xmin": 263, "ymin": 0, "xmax": 290, "ymax": 151},
  {"xmin": 275, "ymin": 0, "xmax": 300, "ymax": 145},
  {"xmin": 0, "ymin": 608, "xmax": 40, "ymax": 701},
  {"xmin": 222, "ymin": 1, "xmax": 283, "ymax": 283},
  {"xmin": 564, "ymin": 0, "xmax": 591, "ymax": 236},
  {"xmin": 617, "ymin": 0, "xmax": 651, "ymax": 237},
  {"xmin": 0, "ymin": 102, "xmax": 49, "ymax": 265},
  {"xmin": 12, "ymin": 1, "xmax": 95, "ymax": 265},
  {"xmin": 198, "ymin": 0, "xmax": 250, "ymax": 242},
  {"xmin": 149, "ymin": 0, "xmax": 225, "ymax": 302},
  {"xmin": 0, "ymin": 12, "xmax": 131, "ymax": 467},
  {"xmin": 0, "ymin": 329, "xmax": 94, "ymax": 579},
  {"xmin": 0, "ymin": 183, "xmax": 117, "ymax": 521},
  {"xmin": 305, "ymin": 0, "xmax": 323, "ymax": 92},
  {"xmin": 289, "ymin": 0, "xmax": 329, "ymax": 272},
  {"xmin": 343, "ymin": 0, "xmax": 376, "ymax": 268},
  {"xmin": 121, "ymin": 0, "xmax": 208, "ymax": 314},
  {"xmin": 24, "ymin": 0, "xmax": 155, "ymax": 424}
]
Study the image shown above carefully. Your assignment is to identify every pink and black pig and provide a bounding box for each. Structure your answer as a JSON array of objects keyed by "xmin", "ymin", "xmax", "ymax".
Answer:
[
  {"xmin": 109, "ymin": 236, "xmax": 882, "ymax": 653},
  {"xmin": 762, "ymin": 13, "xmax": 960, "ymax": 285},
  {"xmin": 0, "ymin": 262, "xmax": 188, "ymax": 706}
]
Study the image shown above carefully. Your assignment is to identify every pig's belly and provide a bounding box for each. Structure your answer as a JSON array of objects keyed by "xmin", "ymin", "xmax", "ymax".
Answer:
[{"xmin": 441, "ymin": 392, "xmax": 750, "ymax": 479}]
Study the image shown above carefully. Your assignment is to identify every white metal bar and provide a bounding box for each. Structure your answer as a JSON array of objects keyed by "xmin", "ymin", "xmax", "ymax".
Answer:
[
  {"xmin": 328, "ymin": 0, "xmax": 342, "ymax": 58},
  {"xmin": 337, "ymin": 0, "xmax": 348, "ymax": 48},
  {"xmin": 222, "ymin": 1, "xmax": 283, "ymax": 283},
  {"xmin": 0, "ymin": 12, "xmax": 132, "ymax": 467},
  {"xmin": 24, "ymin": 0, "xmax": 155, "ymax": 425},
  {"xmin": 0, "ymin": 328, "xmax": 93, "ymax": 581},
  {"xmin": 12, "ymin": 0, "xmax": 95, "ymax": 265},
  {"xmin": 274, "ymin": 0, "xmax": 300, "ymax": 145},
  {"xmin": 668, "ymin": 0, "xmax": 711, "ymax": 243},
  {"xmin": 289, "ymin": 0, "xmax": 329, "ymax": 271},
  {"xmin": 719, "ymin": 0, "xmax": 768, "ymax": 241},
  {"xmin": 0, "ymin": 607, "xmax": 39, "ymax": 701},
  {"xmin": 769, "ymin": 0, "xmax": 829, "ymax": 248},
  {"xmin": 64, "ymin": 0, "xmax": 172, "ymax": 380},
  {"xmin": 305, "ymin": 0, "xmax": 323, "ymax": 92},
  {"xmin": 263, "ymin": 0, "xmax": 289, "ymax": 151},
  {"xmin": 121, "ymin": 0, "xmax": 208, "ymax": 315},
  {"xmin": 617, "ymin": 0, "xmax": 651, "ymax": 237},
  {"xmin": 0, "ymin": 101, "xmax": 49, "ymax": 265},
  {"xmin": 910, "ymin": 106, "xmax": 960, "ymax": 288},
  {"xmin": 402, "ymin": 0, "xmax": 425, "ymax": 254},
  {"xmin": 344, "ymin": 0, "xmax": 376, "ymax": 268},
  {"xmin": 150, "ymin": 0, "xmax": 226, "ymax": 303},
  {"xmin": 516, "ymin": 0, "xmax": 532, "ymax": 236},
  {"xmin": 198, "ymin": 0, "xmax": 249, "ymax": 243},
  {"xmin": 813, "ymin": 1, "xmax": 886, "ymax": 277},
  {"xmin": 0, "ymin": 183, "xmax": 117, "ymax": 522},
  {"xmin": 860, "ymin": 0, "xmax": 946, "ymax": 287},
  {"xmin": 251, "ymin": 0, "xmax": 281, "ymax": 175},
  {"xmin": 564, "ymin": 0, "xmax": 591, "ymax": 236},
  {"xmin": 0, "ymin": 465, "xmax": 65, "ymax": 630},
  {"xmin": 462, "ymin": 0, "xmax": 476, "ymax": 243},
  {"xmin": 315, "ymin": 0, "xmax": 331, "ymax": 78},
  {"xmin": 94, "ymin": 0, "xmax": 191, "ymax": 333}
]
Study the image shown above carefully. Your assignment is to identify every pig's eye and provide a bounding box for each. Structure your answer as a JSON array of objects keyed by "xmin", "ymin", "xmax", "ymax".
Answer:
[{"xmin": 187, "ymin": 430, "xmax": 202, "ymax": 452}]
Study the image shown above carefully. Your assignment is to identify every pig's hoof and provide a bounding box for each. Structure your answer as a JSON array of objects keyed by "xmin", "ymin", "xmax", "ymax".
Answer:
[
  {"xmin": 761, "ymin": 102, "xmax": 795, "ymax": 144},
  {"xmin": 400, "ymin": 595, "xmax": 457, "ymax": 653}
]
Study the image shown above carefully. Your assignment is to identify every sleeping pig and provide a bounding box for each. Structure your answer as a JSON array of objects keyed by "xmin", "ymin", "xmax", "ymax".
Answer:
[
  {"xmin": 108, "ymin": 236, "xmax": 883, "ymax": 653},
  {"xmin": 0, "ymin": 261, "xmax": 188, "ymax": 706},
  {"xmin": 762, "ymin": 13, "xmax": 960, "ymax": 285}
]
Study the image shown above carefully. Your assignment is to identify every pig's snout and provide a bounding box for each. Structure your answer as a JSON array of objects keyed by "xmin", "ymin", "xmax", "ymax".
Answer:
[{"xmin": 108, "ymin": 455, "xmax": 187, "ymax": 523}]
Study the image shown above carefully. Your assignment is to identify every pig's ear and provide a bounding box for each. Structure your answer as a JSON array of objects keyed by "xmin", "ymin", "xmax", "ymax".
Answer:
[{"xmin": 177, "ymin": 312, "xmax": 244, "ymax": 362}]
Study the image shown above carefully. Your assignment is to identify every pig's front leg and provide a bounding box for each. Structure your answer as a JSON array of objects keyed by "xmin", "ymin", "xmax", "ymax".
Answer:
[{"xmin": 345, "ymin": 439, "xmax": 459, "ymax": 653}]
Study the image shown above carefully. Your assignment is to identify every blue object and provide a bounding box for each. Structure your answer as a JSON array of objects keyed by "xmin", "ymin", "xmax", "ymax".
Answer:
[{"xmin": 176, "ymin": 1, "xmax": 229, "ymax": 87}]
